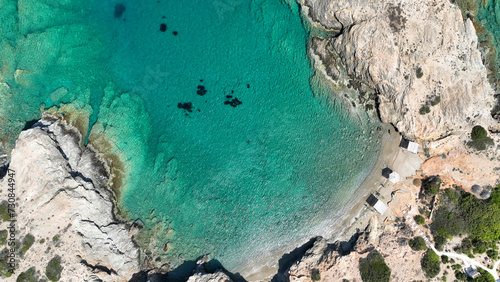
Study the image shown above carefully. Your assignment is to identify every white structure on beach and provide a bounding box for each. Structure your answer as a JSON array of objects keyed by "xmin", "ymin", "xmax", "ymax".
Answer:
[
  {"xmin": 399, "ymin": 138, "xmax": 419, "ymax": 154},
  {"xmin": 382, "ymin": 167, "xmax": 400, "ymax": 184},
  {"xmin": 366, "ymin": 194, "xmax": 388, "ymax": 214}
]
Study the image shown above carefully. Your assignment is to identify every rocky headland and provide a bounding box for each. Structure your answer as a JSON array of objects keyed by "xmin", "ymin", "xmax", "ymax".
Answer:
[{"xmin": 0, "ymin": 115, "xmax": 139, "ymax": 281}]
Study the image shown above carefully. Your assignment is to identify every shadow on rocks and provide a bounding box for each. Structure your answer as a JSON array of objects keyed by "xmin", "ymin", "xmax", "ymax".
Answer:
[{"xmin": 129, "ymin": 257, "xmax": 246, "ymax": 282}]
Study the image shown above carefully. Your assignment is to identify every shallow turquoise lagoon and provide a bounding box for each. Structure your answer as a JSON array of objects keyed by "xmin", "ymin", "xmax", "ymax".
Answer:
[{"xmin": 0, "ymin": 0, "xmax": 381, "ymax": 271}]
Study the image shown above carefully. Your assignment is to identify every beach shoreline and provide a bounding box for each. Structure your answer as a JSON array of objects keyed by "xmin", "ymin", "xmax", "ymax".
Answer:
[{"xmin": 235, "ymin": 122, "xmax": 405, "ymax": 281}]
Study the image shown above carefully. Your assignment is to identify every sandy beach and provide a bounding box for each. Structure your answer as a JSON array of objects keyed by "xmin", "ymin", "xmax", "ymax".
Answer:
[{"xmin": 235, "ymin": 122, "xmax": 424, "ymax": 281}]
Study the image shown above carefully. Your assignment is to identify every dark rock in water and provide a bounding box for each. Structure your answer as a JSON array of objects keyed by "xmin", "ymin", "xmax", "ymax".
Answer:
[
  {"xmin": 224, "ymin": 97, "xmax": 242, "ymax": 108},
  {"xmin": 226, "ymin": 95, "xmax": 232, "ymax": 98},
  {"xmin": 114, "ymin": 4, "xmax": 126, "ymax": 18},
  {"xmin": 177, "ymin": 102, "xmax": 193, "ymax": 112},
  {"xmin": 173, "ymin": 31, "xmax": 178, "ymax": 36},
  {"xmin": 247, "ymin": 84, "xmax": 250, "ymax": 88},
  {"xmin": 160, "ymin": 23, "xmax": 167, "ymax": 32},
  {"xmin": 196, "ymin": 85, "xmax": 207, "ymax": 96},
  {"xmin": 231, "ymin": 90, "xmax": 234, "ymax": 94},
  {"xmin": 162, "ymin": 16, "xmax": 166, "ymax": 19}
]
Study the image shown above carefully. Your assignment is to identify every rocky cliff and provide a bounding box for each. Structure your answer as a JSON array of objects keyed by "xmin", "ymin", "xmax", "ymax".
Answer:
[
  {"xmin": 304, "ymin": 0, "xmax": 499, "ymax": 145},
  {"xmin": 0, "ymin": 115, "xmax": 234, "ymax": 281},
  {"xmin": 0, "ymin": 115, "xmax": 140, "ymax": 281},
  {"xmin": 281, "ymin": 215, "xmax": 437, "ymax": 282}
]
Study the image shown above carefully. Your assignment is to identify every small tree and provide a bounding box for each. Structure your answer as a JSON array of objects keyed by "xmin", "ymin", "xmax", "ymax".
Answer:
[
  {"xmin": 46, "ymin": 255, "xmax": 63, "ymax": 281},
  {"xmin": 414, "ymin": 215, "xmax": 425, "ymax": 225},
  {"xmin": 422, "ymin": 176, "xmax": 442, "ymax": 195},
  {"xmin": 409, "ymin": 236, "xmax": 427, "ymax": 251},
  {"xmin": 487, "ymin": 249, "xmax": 498, "ymax": 260},
  {"xmin": 468, "ymin": 125, "xmax": 494, "ymax": 151},
  {"xmin": 471, "ymin": 125, "xmax": 488, "ymax": 140},
  {"xmin": 359, "ymin": 250, "xmax": 391, "ymax": 282},
  {"xmin": 421, "ymin": 249, "xmax": 440, "ymax": 278},
  {"xmin": 310, "ymin": 269, "xmax": 321, "ymax": 281}
]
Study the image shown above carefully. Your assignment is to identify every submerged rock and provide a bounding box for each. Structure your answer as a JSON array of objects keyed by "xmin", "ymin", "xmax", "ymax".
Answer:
[{"xmin": 114, "ymin": 4, "xmax": 126, "ymax": 19}]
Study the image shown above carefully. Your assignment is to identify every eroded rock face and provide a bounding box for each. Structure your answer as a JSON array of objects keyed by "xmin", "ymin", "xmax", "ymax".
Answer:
[
  {"xmin": 186, "ymin": 257, "xmax": 233, "ymax": 282},
  {"xmin": 282, "ymin": 219, "xmax": 431, "ymax": 282},
  {"xmin": 304, "ymin": 0, "xmax": 497, "ymax": 142},
  {"xmin": 0, "ymin": 116, "xmax": 139, "ymax": 281}
]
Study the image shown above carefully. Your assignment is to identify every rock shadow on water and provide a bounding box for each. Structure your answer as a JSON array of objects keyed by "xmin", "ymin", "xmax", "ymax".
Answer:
[
  {"xmin": 271, "ymin": 237, "xmax": 317, "ymax": 282},
  {"xmin": 22, "ymin": 119, "xmax": 40, "ymax": 131},
  {"xmin": 128, "ymin": 257, "xmax": 246, "ymax": 282},
  {"xmin": 114, "ymin": 4, "xmax": 126, "ymax": 18}
]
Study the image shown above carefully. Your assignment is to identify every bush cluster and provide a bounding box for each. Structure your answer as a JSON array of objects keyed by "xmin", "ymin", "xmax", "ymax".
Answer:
[
  {"xmin": 46, "ymin": 256, "xmax": 63, "ymax": 282},
  {"xmin": 414, "ymin": 215, "xmax": 425, "ymax": 225},
  {"xmin": 421, "ymin": 249, "xmax": 440, "ymax": 278},
  {"xmin": 468, "ymin": 125, "xmax": 494, "ymax": 151},
  {"xmin": 422, "ymin": 176, "xmax": 442, "ymax": 195},
  {"xmin": 419, "ymin": 106, "xmax": 430, "ymax": 115},
  {"xmin": 431, "ymin": 186, "xmax": 500, "ymax": 249},
  {"xmin": 359, "ymin": 250, "xmax": 391, "ymax": 282},
  {"xmin": 409, "ymin": 236, "xmax": 426, "ymax": 251}
]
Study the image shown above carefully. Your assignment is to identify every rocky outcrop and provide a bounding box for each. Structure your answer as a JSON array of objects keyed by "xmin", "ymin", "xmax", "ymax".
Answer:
[
  {"xmin": 186, "ymin": 257, "xmax": 233, "ymax": 282},
  {"xmin": 0, "ymin": 115, "xmax": 139, "ymax": 281},
  {"xmin": 282, "ymin": 217, "xmax": 432, "ymax": 281},
  {"xmin": 304, "ymin": 0, "xmax": 499, "ymax": 144}
]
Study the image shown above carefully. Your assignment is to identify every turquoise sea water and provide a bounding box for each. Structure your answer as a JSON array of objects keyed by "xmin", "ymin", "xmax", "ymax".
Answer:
[
  {"xmin": 477, "ymin": 0, "xmax": 500, "ymax": 82},
  {"xmin": 0, "ymin": 0, "xmax": 381, "ymax": 272}
]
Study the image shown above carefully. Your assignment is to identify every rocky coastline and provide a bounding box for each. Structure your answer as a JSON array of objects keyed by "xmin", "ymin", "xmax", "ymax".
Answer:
[{"xmin": 0, "ymin": 0, "xmax": 500, "ymax": 281}]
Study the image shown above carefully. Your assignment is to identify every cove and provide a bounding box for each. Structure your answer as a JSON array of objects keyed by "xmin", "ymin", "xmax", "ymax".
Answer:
[{"xmin": 0, "ymin": 0, "xmax": 382, "ymax": 272}]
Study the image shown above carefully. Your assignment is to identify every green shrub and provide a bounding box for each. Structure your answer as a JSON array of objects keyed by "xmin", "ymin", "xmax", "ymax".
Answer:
[
  {"xmin": 359, "ymin": 250, "xmax": 391, "ymax": 282},
  {"xmin": 441, "ymin": 255, "xmax": 449, "ymax": 264},
  {"xmin": 0, "ymin": 230, "xmax": 7, "ymax": 245},
  {"xmin": 0, "ymin": 201, "xmax": 10, "ymax": 221},
  {"xmin": 421, "ymin": 249, "xmax": 440, "ymax": 278},
  {"xmin": 310, "ymin": 269, "xmax": 320, "ymax": 281},
  {"xmin": 468, "ymin": 125, "xmax": 494, "ymax": 150},
  {"xmin": 409, "ymin": 237, "xmax": 426, "ymax": 251},
  {"xmin": 477, "ymin": 269, "xmax": 495, "ymax": 282},
  {"xmin": 491, "ymin": 184, "xmax": 500, "ymax": 206},
  {"xmin": 431, "ymin": 96, "xmax": 441, "ymax": 106},
  {"xmin": 454, "ymin": 270, "xmax": 466, "ymax": 280},
  {"xmin": 20, "ymin": 234, "xmax": 35, "ymax": 256},
  {"xmin": 455, "ymin": 237, "xmax": 473, "ymax": 255},
  {"xmin": 422, "ymin": 177, "xmax": 442, "ymax": 195},
  {"xmin": 419, "ymin": 106, "xmax": 430, "ymax": 115},
  {"xmin": 430, "ymin": 186, "xmax": 500, "ymax": 249},
  {"xmin": 45, "ymin": 256, "xmax": 63, "ymax": 282},
  {"xmin": 414, "ymin": 215, "xmax": 425, "ymax": 225},
  {"xmin": 487, "ymin": 249, "xmax": 498, "ymax": 260},
  {"xmin": 16, "ymin": 267, "xmax": 36, "ymax": 282},
  {"xmin": 416, "ymin": 67, "xmax": 424, "ymax": 78},
  {"xmin": 472, "ymin": 126, "xmax": 488, "ymax": 140},
  {"xmin": 472, "ymin": 239, "xmax": 488, "ymax": 254}
]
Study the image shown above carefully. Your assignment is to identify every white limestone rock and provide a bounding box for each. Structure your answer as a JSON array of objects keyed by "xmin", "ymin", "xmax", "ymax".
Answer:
[
  {"xmin": 0, "ymin": 115, "xmax": 139, "ymax": 281},
  {"xmin": 304, "ymin": 0, "xmax": 498, "ymax": 142}
]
